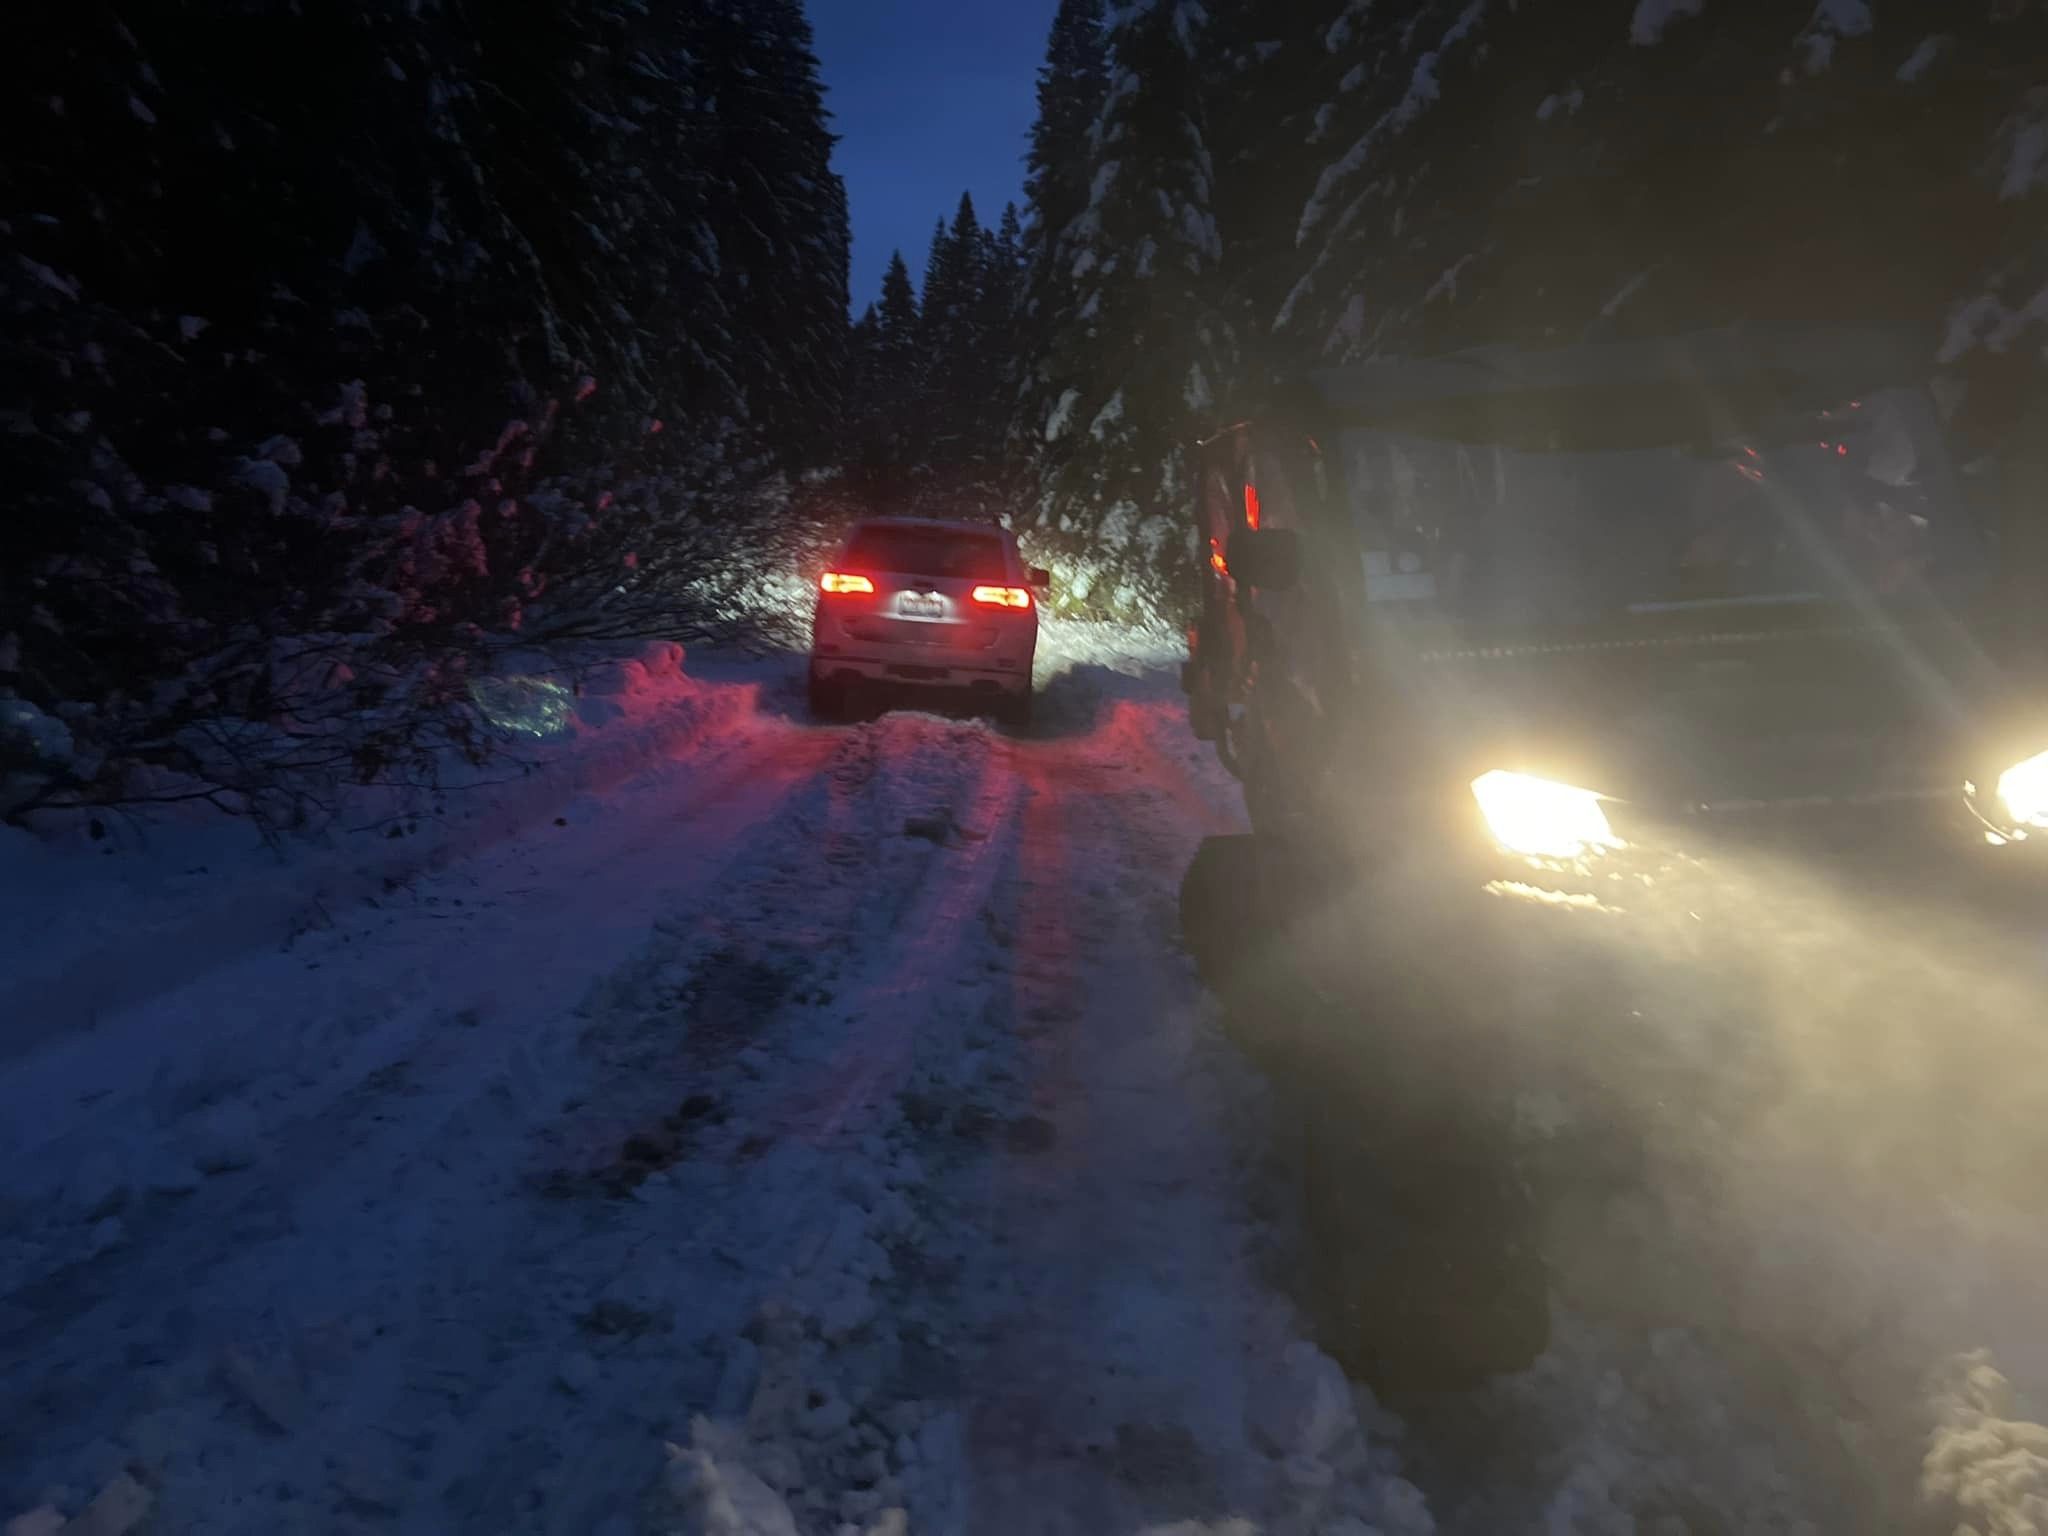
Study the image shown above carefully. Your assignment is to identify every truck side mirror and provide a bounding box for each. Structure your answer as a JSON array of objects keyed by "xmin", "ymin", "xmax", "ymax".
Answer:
[
  {"xmin": 1028, "ymin": 566, "xmax": 1052, "ymax": 588},
  {"xmin": 1228, "ymin": 527, "xmax": 1300, "ymax": 592}
]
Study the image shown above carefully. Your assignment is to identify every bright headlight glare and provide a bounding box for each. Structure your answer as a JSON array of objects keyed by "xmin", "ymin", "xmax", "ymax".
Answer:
[
  {"xmin": 1470, "ymin": 770, "xmax": 1619, "ymax": 858},
  {"xmin": 1996, "ymin": 749, "xmax": 2048, "ymax": 829}
]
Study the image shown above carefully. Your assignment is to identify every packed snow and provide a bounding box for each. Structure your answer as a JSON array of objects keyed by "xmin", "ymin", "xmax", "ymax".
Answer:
[
  {"xmin": 7, "ymin": 639, "xmax": 2048, "ymax": 1534},
  {"xmin": 1422, "ymin": 255, "xmax": 1476, "ymax": 307},
  {"xmin": 2002, "ymin": 115, "xmax": 2048, "ymax": 203},
  {"xmin": 0, "ymin": 642, "xmax": 1418, "ymax": 1535},
  {"xmin": 1043, "ymin": 388, "xmax": 1082, "ymax": 443},
  {"xmin": 1895, "ymin": 34, "xmax": 1945, "ymax": 84},
  {"xmin": 1628, "ymin": 0, "xmax": 1705, "ymax": 48},
  {"xmin": 1599, "ymin": 269, "xmax": 1652, "ymax": 318}
]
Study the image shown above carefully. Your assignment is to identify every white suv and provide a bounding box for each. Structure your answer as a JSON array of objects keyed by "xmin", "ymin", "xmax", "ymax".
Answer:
[{"xmin": 807, "ymin": 518, "xmax": 1046, "ymax": 726}]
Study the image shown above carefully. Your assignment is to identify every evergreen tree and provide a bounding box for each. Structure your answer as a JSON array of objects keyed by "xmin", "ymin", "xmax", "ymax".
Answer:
[
  {"xmin": 1027, "ymin": 0, "xmax": 1240, "ymax": 616},
  {"xmin": 993, "ymin": 203, "xmax": 1028, "ymax": 288},
  {"xmin": 0, "ymin": 0, "xmax": 853, "ymax": 819},
  {"xmin": 918, "ymin": 217, "xmax": 952, "ymax": 320},
  {"xmin": 1199, "ymin": 0, "xmax": 1354, "ymax": 377},
  {"xmin": 1024, "ymin": 0, "xmax": 1112, "ymax": 253},
  {"xmin": 921, "ymin": 192, "xmax": 989, "ymax": 477},
  {"xmin": 682, "ymin": 0, "xmax": 851, "ymax": 467},
  {"xmin": 1016, "ymin": 0, "xmax": 1111, "ymax": 466},
  {"xmin": 851, "ymin": 198, "xmax": 1028, "ymax": 522},
  {"xmin": 1280, "ymin": 0, "xmax": 2043, "ymax": 368},
  {"xmin": 845, "ymin": 251, "xmax": 925, "ymax": 511},
  {"xmin": 976, "ymin": 204, "xmax": 1030, "ymax": 453},
  {"xmin": 873, "ymin": 251, "xmax": 926, "ymax": 409}
]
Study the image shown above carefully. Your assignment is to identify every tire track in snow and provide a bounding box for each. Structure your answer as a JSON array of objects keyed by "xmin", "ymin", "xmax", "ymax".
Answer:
[
  {"xmin": 791, "ymin": 722, "xmax": 1023, "ymax": 1147},
  {"xmin": 947, "ymin": 732, "xmax": 1403, "ymax": 1535},
  {"xmin": 0, "ymin": 712, "xmax": 840, "ymax": 1203},
  {"xmin": 3, "ymin": 672, "xmax": 764, "ymax": 1065},
  {"xmin": 0, "ymin": 715, "xmax": 851, "ymax": 1531},
  {"xmin": 4, "ymin": 677, "xmax": 1370, "ymax": 1536},
  {"xmin": 371, "ymin": 712, "xmax": 1023, "ymax": 1533}
]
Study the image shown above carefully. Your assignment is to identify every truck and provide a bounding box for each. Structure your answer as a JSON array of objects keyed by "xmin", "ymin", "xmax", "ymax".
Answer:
[{"xmin": 1176, "ymin": 327, "xmax": 2044, "ymax": 1390}]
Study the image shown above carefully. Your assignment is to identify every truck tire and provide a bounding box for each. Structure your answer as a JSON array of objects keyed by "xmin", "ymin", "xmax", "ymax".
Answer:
[{"xmin": 1301, "ymin": 1104, "xmax": 1551, "ymax": 1395}]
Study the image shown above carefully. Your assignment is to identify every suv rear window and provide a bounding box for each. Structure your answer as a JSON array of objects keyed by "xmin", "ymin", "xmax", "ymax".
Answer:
[{"xmin": 846, "ymin": 525, "xmax": 1008, "ymax": 581}]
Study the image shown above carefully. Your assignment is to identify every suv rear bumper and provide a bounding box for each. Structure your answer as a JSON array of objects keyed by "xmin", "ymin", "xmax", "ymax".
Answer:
[
  {"xmin": 811, "ymin": 598, "xmax": 1036, "ymax": 695},
  {"xmin": 811, "ymin": 652, "xmax": 1031, "ymax": 694}
]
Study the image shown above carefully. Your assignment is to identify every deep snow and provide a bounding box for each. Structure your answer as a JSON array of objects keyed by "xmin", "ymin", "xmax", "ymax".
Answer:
[
  {"xmin": 0, "ymin": 637, "xmax": 1426, "ymax": 1535},
  {"xmin": 5, "ymin": 636, "xmax": 2047, "ymax": 1535}
]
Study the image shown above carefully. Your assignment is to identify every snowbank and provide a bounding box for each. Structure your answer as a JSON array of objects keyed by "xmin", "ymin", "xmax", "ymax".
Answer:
[
  {"xmin": 1923, "ymin": 1351, "xmax": 2048, "ymax": 1535},
  {"xmin": 1034, "ymin": 612, "xmax": 1185, "ymax": 687},
  {"xmin": 0, "ymin": 655, "xmax": 1433, "ymax": 1536},
  {"xmin": 1, "ymin": 640, "xmax": 750, "ymax": 1065}
]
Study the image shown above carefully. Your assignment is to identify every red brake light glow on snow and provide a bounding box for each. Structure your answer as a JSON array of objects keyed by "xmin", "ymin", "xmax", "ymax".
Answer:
[
  {"xmin": 820, "ymin": 571, "xmax": 875, "ymax": 595},
  {"xmin": 971, "ymin": 585, "xmax": 1033, "ymax": 610},
  {"xmin": 1243, "ymin": 483, "xmax": 1261, "ymax": 530}
]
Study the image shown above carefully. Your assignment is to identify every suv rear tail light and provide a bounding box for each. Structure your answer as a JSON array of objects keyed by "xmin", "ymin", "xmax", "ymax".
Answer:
[
  {"xmin": 820, "ymin": 571, "xmax": 875, "ymax": 595},
  {"xmin": 971, "ymin": 585, "xmax": 1032, "ymax": 610}
]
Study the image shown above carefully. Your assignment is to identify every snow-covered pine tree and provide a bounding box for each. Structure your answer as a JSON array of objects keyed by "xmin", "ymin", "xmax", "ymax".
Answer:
[
  {"xmin": 0, "ymin": 0, "xmax": 545, "ymax": 819},
  {"xmin": 985, "ymin": 202, "xmax": 1030, "ymax": 347},
  {"xmin": 972, "ymin": 203, "xmax": 1031, "ymax": 511},
  {"xmin": 1198, "ymin": 0, "xmax": 1355, "ymax": 380},
  {"xmin": 844, "ymin": 251, "xmax": 926, "ymax": 511},
  {"xmin": 1, "ymin": 0, "xmax": 852, "ymax": 823},
  {"xmin": 1027, "ymin": 0, "xmax": 1241, "ymax": 620},
  {"xmin": 921, "ymin": 193, "xmax": 989, "ymax": 482},
  {"xmin": 681, "ymin": 0, "xmax": 850, "ymax": 472},
  {"xmin": 564, "ymin": 3, "xmax": 745, "ymax": 444},
  {"xmin": 1016, "ymin": 0, "xmax": 1111, "ymax": 465},
  {"xmin": 895, "ymin": 215, "xmax": 951, "ymax": 479},
  {"xmin": 874, "ymin": 251, "xmax": 928, "ymax": 415},
  {"xmin": 1025, "ymin": 0, "xmax": 1114, "ymax": 235},
  {"xmin": 1280, "ymin": 1, "xmax": 2044, "ymax": 368}
]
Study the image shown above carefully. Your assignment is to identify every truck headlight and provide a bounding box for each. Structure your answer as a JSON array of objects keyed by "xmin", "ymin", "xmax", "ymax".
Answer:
[
  {"xmin": 1470, "ymin": 770, "xmax": 1619, "ymax": 858},
  {"xmin": 1996, "ymin": 749, "xmax": 2048, "ymax": 830}
]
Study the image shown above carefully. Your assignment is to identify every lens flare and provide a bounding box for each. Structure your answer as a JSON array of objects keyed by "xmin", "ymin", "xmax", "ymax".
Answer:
[
  {"xmin": 1470, "ymin": 770, "xmax": 1619, "ymax": 858},
  {"xmin": 1995, "ymin": 749, "xmax": 2048, "ymax": 830}
]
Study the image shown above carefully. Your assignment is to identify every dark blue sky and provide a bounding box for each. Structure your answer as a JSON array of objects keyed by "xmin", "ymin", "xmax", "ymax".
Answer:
[{"xmin": 808, "ymin": 0, "xmax": 1058, "ymax": 312}]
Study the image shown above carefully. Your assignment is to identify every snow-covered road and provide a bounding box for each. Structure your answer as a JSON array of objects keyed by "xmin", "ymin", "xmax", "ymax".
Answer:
[
  {"xmin": 0, "ymin": 655, "xmax": 1434, "ymax": 1535},
  {"xmin": 6, "ymin": 645, "xmax": 2047, "ymax": 1536}
]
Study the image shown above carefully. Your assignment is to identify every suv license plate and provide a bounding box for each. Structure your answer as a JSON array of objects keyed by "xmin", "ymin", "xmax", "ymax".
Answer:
[{"xmin": 897, "ymin": 593, "xmax": 944, "ymax": 618}]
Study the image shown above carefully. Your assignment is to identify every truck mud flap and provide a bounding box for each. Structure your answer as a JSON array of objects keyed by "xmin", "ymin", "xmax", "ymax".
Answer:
[
  {"xmin": 1301, "ymin": 1113, "xmax": 1551, "ymax": 1397},
  {"xmin": 1178, "ymin": 833, "xmax": 1261, "ymax": 992}
]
